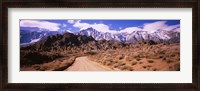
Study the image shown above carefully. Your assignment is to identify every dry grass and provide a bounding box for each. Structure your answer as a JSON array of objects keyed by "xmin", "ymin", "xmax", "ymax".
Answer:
[
  {"xmin": 89, "ymin": 43, "xmax": 180, "ymax": 71},
  {"xmin": 21, "ymin": 56, "xmax": 76, "ymax": 71},
  {"xmin": 21, "ymin": 40, "xmax": 180, "ymax": 71}
]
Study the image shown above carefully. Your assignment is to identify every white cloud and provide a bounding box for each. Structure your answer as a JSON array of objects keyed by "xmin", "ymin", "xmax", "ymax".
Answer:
[
  {"xmin": 163, "ymin": 24, "xmax": 180, "ymax": 31},
  {"xmin": 73, "ymin": 20, "xmax": 180, "ymax": 34},
  {"xmin": 91, "ymin": 23, "xmax": 115, "ymax": 33},
  {"xmin": 120, "ymin": 27, "xmax": 142, "ymax": 33},
  {"xmin": 20, "ymin": 20, "xmax": 61, "ymax": 31},
  {"xmin": 73, "ymin": 20, "xmax": 90, "ymax": 29},
  {"xmin": 67, "ymin": 20, "xmax": 76, "ymax": 24},
  {"xmin": 62, "ymin": 24, "xmax": 67, "ymax": 27},
  {"xmin": 142, "ymin": 21, "xmax": 180, "ymax": 33},
  {"xmin": 73, "ymin": 20, "xmax": 118, "ymax": 33},
  {"xmin": 143, "ymin": 21, "xmax": 168, "ymax": 33}
]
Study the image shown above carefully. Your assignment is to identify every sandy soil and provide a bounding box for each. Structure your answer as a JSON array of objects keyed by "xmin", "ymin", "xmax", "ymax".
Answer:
[
  {"xmin": 66, "ymin": 56, "xmax": 112, "ymax": 71},
  {"xmin": 88, "ymin": 43, "xmax": 180, "ymax": 71}
]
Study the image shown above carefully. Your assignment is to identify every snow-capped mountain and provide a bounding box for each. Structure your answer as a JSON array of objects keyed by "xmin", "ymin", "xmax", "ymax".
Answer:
[
  {"xmin": 126, "ymin": 30, "xmax": 180, "ymax": 43},
  {"xmin": 75, "ymin": 27, "xmax": 180, "ymax": 43},
  {"xmin": 75, "ymin": 27, "xmax": 129, "ymax": 42},
  {"xmin": 20, "ymin": 30, "xmax": 60, "ymax": 45},
  {"xmin": 20, "ymin": 27, "xmax": 180, "ymax": 47}
]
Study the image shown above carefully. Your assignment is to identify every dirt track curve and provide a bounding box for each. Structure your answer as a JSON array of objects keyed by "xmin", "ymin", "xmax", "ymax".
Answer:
[{"xmin": 66, "ymin": 56, "xmax": 111, "ymax": 71}]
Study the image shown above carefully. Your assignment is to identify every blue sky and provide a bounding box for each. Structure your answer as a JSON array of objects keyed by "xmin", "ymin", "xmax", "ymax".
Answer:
[{"xmin": 20, "ymin": 20, "xmax": 180, "ymax": 33}]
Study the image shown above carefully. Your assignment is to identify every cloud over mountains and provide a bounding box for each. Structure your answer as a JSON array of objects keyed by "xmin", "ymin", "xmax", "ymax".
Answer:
[
  {"xmin": 20, "ymin": 20, "xmax": 180, "ymax": 33},
  {"xmin": 20, "ymin": 20, "xmax": 61, "ymax": 31},
  {"xmin": 73, "ymin": 20, "xmax": 180, "ymax": 33}
]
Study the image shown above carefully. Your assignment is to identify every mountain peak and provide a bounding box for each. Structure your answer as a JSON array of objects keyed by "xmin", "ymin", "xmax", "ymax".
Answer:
[
  {"xmin": 79, "ymin": 27, "xmax": 95, "ymax": 32},
  {"xmin": 76, "ymin": 28, "xmax": 180, "ymax": 43}
]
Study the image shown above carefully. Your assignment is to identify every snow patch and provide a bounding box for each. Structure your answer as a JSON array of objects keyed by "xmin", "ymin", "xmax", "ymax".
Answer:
[
  {"xmin": 66, "ymin": 30, "xmax": 73, "ymax": 33},
  {"xmin": 30, "ymin": 38, "xmax": 41, "ymax": 43}
]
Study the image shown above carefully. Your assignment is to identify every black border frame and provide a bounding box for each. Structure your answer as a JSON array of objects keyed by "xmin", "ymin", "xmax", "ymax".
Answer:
[{"xmin": 1, "ymin": 0, "xmax": 199, "ymax": 91}]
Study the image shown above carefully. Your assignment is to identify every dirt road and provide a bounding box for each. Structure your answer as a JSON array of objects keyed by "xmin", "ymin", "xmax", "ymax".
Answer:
[{"xmin": 66, "ymin": 56, "xmax": 111, "ymax": 71}]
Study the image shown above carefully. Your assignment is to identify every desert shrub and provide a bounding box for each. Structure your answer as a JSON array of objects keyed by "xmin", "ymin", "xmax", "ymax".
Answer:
[
  {"xmin": 170, "ymin": 54, "xmax": 176, "ymax": 57},
  {"xmin": 119, "ymin": 65, "xmax": 128, "ymax": 70},
  {"xmin": 124, "ymin": 66, "xmax": 133, "ymax": 71},
  {"xmin": 139, "ymin": 62, "xmax": 143, "ymax": 64},
  {"xmin": 175, "ymin": 64, "xmax": 180, "ymax": 71},
  {"xmin": 136, "ymin": 58, "xmax": 141, "ymax": 61},
  {"xmin": 39, "ymin": 56, "xmax": 76, "ymax": 71},
  {"xmin": 169, "ymin": 63, "xmax": 180, "ymax": 71},
  {"xmin": 105, "ymin": 61, "xmax": 112, "ymax": 66},
  {"xmin": 159, "ymin": 55, "xmax": 164, "ymax": 58},
  {"xmin": 68, "ymin": 51, "xmax": 73, "ymax": 54},
  {"xmin": 112, "ymin": 64, "xmax": 119, "ymax": 68},
  {"xmin": 152, "ymin": 68, "xmax": 157, "ymax": 71},
  {"xmin": 102, "ymin": 61, "xmax": 107, "ymax": 65},
  {"xmin": 166, "ymin": 59, "xmax": 175, "ymax": 63},
  {"xmin": 119, "ymin": 62, "xmax": 126, "ymax": 66},
  {"xmin": 32, "ymin": 65, "xmax": 40, "ymax": 70},
  {"xmin": 114, "ymin": 61, "xmax": 118, "ymax": 64},
  {"xmin": 147, "ymin": 65, "xmax": 152, "ymax": 68},
  {"xmin": 134, "ymin": 53, "xmax": 140, "ymax": 58},
  {"xmin": 125, "ymin": 56, "xmax": 130, "ymax": 61},
  {"xmin": 39, "ymin": 65, "xmax": 49, "ymax": 71},
  {"xmin": 104, "ymin": 58, "xmax": 113, "ymax": 62},
  {"xmin": 117, "ymin": 55, "xmax": 124, "ymax": 60},
  {"xmin": 158, "ymin": 50, "xmax": 165, "ymax": 55},
  {"xmin": 129, "ymin": 68, "xmax": 134, "ymax": 71},
  {"xmin": 147, "ymin": 60, "xmax": 154, "ymax": 63},
  {"xmin": 85, "ymin": 51, "xmax": 97, "ymax": 55},
  {"xmin": 20, "ymin": 51, "xmax": 62, "ymax": 66},
  {"xmin": 131, "ymin": 61, "xmax": 137, "ymax": 65},
  {"xmin": 162, "ymin": 57, "xmax": 166, "ymax": 61}
]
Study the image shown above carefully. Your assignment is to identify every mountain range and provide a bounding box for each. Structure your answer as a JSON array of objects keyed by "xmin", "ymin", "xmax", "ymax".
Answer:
[
  {"xmin": 20, "ymin": 30, "xmax": 61, "ymax": 46},
  {"xmin": 75, "ymin": 27, "xmax": 180, "ymax": 43},
  {"xmin": 20, "ymin": 27, "xmax": 180, "ymax": 46}
]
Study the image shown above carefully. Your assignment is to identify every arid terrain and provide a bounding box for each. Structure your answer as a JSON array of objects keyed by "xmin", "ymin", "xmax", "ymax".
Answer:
[
  {"xmin": 66, "ymin": 56, "xmax": 111, "ymax": 71},
  {"xmin": 20, "ymin": 32, "xmax": 180, "ymax": 71},
  {"xmin": 88, "ymin": 43, "xmax": 180, "ymax": 71}
]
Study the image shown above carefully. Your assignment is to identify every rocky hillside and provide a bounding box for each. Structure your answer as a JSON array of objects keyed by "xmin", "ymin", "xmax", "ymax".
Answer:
[
  {"xmin": 20, "ymin": 32, "xmax": 125, "ymax": 66},
  {"xmin": 20, "ymin": 31, "xmax": 180, "ymax": 71}
]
